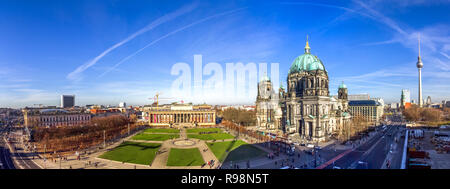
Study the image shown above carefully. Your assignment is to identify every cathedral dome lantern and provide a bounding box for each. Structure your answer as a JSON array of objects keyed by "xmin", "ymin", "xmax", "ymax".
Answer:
[{"xmin": 288, "ymin": 37, "xmax": 327, "ymax": 74}]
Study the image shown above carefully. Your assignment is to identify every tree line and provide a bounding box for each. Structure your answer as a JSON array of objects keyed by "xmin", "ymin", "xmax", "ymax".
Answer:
[
  {"xmin": 335, "ymin": 115, "xmax": 370, "ymax": 142},
  {"xmin": 32, "ymin": 115, "xmax": 139, "ymax": 155},
  {"xmin": 403, "ymin": 105, "xmax": 449, "ymax": 123},
  {"xmin": 219, "ymin": 108, "xmax": 256, "ymax": 126}
]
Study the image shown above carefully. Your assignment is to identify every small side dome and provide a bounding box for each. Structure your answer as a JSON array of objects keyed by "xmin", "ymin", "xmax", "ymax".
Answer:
[
  {"xmin": 260, "ymin": 73, "xmax": 270, "ymax": 82},
  {"xmin": 339, "ymin": 81, "xmax": 347, "ymax": 89}
]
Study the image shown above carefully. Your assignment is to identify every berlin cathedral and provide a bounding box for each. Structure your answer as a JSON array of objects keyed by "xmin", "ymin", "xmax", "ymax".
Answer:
[{"xmin": 256, "ymin": 38, "xmax": 351, "ymax": 142}]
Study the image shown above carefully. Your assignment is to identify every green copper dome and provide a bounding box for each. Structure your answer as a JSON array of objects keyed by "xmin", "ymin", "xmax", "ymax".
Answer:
[
  {"xmin": 260, "ymin": 73, "xmax": 270, "ymax": 82},
  {"xmin": 339, "ymin": 82, "xmax": 347, "ymax": 89},
  {"xmin": 289, "ymin": 40, "xmax": 326, "ymax": 74}
]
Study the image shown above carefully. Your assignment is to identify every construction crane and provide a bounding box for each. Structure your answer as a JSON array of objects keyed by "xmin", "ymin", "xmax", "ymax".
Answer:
[{"xmin": 148, "ymin": 92, "xmax": 173, "ymax": 111}]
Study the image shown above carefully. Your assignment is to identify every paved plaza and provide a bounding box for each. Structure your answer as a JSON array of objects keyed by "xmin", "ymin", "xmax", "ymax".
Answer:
[{"xmin": 16, "ymin": 125, "xmax": 392, "ymax": 169}]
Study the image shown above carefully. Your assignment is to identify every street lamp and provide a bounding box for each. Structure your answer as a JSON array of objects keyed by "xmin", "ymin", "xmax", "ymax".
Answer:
[
  {"xmin": 314, "ymin": 144, "xmax": 318, "ymax": 168},
  {"xmin": 103, "ymin": 130, "xmax": 106, "ymax": 149},
  {"xmin": 44, "ymin": 144, "xmax": 46, "ymax": 169}
]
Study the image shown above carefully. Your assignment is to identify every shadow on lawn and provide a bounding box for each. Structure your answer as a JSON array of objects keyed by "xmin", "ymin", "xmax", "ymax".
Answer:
[
  {"xmin": 186, "ymin": 160, "xmax": 197, "ymax": 166},
  {"xmin": 223, "ymin": 144, "xmax": 267, "ymax": 163},
  {"xmin": 119, "ymin": 142, "xmax": 161, "ymax": 151}
]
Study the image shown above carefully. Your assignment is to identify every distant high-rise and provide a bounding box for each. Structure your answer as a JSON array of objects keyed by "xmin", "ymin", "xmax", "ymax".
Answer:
[
  {"xmin": 61, "ymin": 95, "xmax": 75, "ymax": 108},
  {"xmin": 417, "ymin": 34, "xmax": 424, "ymax": 107},
  {"xmin": 426, "ymin": 96, "xmax": 432, "ymax": 105},
  {"xmin": 119, "ymin": 102, "xmax": 126, "ymax": 108}
]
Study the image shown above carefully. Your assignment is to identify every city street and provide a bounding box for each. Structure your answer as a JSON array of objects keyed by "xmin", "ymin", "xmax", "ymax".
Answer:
[
  {"xmin": 0, "ymin": 121, "xmax": 16, "ymax": 169},
  {"xmin": 323, "ymin": 124, "xmax": 406, "ymax": 169},
  {"xmin": 0, "ymin": 140, "xmax": 16, "ymax": 169},
  {"xmin": 0, "ymin": 120, "xmax": 41, "ymax": 169}
]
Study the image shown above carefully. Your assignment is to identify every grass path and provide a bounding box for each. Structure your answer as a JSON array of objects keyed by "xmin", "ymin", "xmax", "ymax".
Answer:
[
  {"xmin": 188, "ymin": 133, "xmax": 235, "ymax": 140},
  {"xmin": 132, "ymin": 133, "xmax": 179, "ymax": 141},
  {"xmin": 99, "ymin": 141, "xmax": 161, "ymax": 165},
  {"xmin": 166, "ymin": 148, "xmax": 205, "ymax": 166},
  {"xmin": 143, "ymin": 128, "xmax": 180, "ymax": 133}
]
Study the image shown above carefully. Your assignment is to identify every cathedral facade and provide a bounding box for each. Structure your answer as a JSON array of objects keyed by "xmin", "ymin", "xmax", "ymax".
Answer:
[
  {"xmin": 256, "ymin": 39, "xmax": 351, "ymax": 142},
  {"xmin": 255, "ymin": 74, "xmax": 283, "ymax": 131}
]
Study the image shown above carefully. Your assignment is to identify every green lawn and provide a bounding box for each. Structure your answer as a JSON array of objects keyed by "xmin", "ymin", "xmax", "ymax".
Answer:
[
  {"xmin": 132, "ymin": 133, "xmax": 179, "ymax": 141},
  {"xmin": 166, "ymin": 148, "xmax": 205, "ymax": 166},
  {"xmin": 207, "ymin": 140, "xmax": 267, "ymax": 162},
  {"xmin": 186, "ymin": 128, "xmax": 222, "ymax": 133},
  {"xmin": 144, "ymin": 128, "xmax": 180, "ymax": 133},
  {"xmin": 188, "ymin": 133, "xmax": 235, "ymax": 140},
  {"xmin": 98, "ymin": 141, "xmax": 161, "ymax": 165}
]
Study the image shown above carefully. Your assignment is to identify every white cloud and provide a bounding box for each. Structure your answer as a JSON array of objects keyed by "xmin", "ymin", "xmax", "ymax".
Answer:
[
  {"xmin": 99, "ymin": 7, "xmax": 247, "ymax": 78},
  {"xmin": 66, "ymin": 3, "xmax": 198, "ymax": 81}
]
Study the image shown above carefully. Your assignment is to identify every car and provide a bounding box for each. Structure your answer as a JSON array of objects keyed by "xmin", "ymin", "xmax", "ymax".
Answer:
[
  {"xmin": 314, "ymin": 146, "xmax": 321, "ymax": 150},
  {"xmin": 357, "ymin": 161, "xmax": 368, "ymax": 169},
  {"xmin": 300, "ymin": 143, "xmax": 306, "ymax": 146},
  {"xmin": 306, "ymin": 144, "xmax": 315, "ymax": 148},
  {"xmin": 280, "ymin": 166, "xmax": 290, "ymax": 169},
  {"xmin": 332, "ymin": 166, "xmax": 341, "ymax": 169}
]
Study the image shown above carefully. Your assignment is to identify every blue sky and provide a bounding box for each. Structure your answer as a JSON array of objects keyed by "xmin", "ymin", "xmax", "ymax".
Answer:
[{"xmin": 0, "ymin": 0, "xmax": 449, "ymax": 108}]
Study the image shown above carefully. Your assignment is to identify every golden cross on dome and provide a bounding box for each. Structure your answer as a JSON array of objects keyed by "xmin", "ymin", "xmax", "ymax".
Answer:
[{"xmin": 305, "ymin": 34, "xmax": 311, "ymax": 53}]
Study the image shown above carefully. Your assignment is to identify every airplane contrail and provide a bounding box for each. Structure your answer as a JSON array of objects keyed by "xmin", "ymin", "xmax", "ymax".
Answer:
[
  {"xmin": 98, "ymin": 7, "xmax": 246, "ymax": 78},
  {"xmin": 67, "ymin": 3, "xmax": 198, "ymax": 81}
]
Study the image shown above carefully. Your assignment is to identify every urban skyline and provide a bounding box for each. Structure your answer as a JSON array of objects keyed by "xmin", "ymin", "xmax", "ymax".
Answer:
[
  {"xmin": 1, "ymin": 0, "xmax": 449, "ymax": 108},
  {"xmin": 1, "ymin": 0, "xmax": 450, "ymax": 174}
]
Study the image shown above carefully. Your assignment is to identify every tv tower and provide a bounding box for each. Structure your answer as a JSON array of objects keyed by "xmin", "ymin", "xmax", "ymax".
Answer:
[{"xmin": 417, "ymin": 34, "xmax": 424, "ymax": 107}]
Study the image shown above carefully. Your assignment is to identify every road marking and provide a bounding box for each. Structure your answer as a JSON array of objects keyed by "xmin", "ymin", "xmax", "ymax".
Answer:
[
  {"xmin": 15, "ymin": 149, "xmax": 32, "ymax": 169},
  {"xmin": 3, "ymin": 137, "xmax": 24, "ymax": 169},
  {"xmin": 2, "ymin": 148, "xmax": 13, "ymax": 169},
  {"xmin": 316, "ymin": 149, "xmax": 352, "ymax": 169}
]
